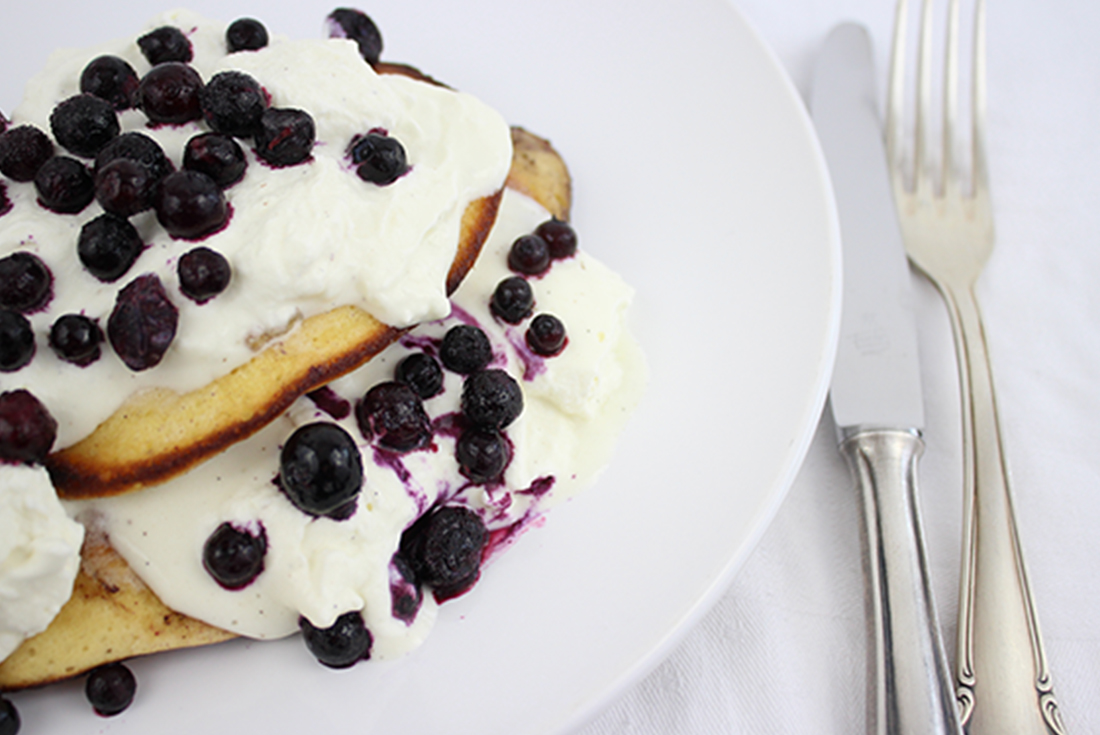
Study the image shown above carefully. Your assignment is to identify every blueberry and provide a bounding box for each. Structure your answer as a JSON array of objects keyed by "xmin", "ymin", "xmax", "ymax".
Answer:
[
  {"xmin": 137, "ymin": 26, "xmax": 192, "ymax": 65},
  {"xmin": 399, "ymin": 505, "xmax": 487, "ymax": 601},
  {"xmin": 280, "ymin": 422, "xmax": 363, "ymax": 517},
  {"xmin": 299, "ymin": 611, "xmax": 372, "ymax": 668},
  {"xmin": 78, "ymin": 214, "xmax": 144, "ymax": 282},
  {"xmin": 177, "ymin": 246, "xmax": 231, "ymax": 303},
  {"xmin": 84, "ymin": 662, "xmax": 136, "ymax": 717},
  {"xmin": 439, "ymin": 325, "xmax": 492, "ymax": 374},
  {"xmin": 107, "ymin": 274, "xmax": 178, "ymax": 371},
  {"xmin": 34, "ymin": 156, "xmax": 94, "ymax": 213},
  {"xmin": 356, "ymin": 381, "xmax": 431, "ymax": 452},
  {"xmin": 226, "ymin": 18, "xmax": 269, "ymax": 52},
  {"xmin": 200, "ymin": 71, "xmax": 267, "ymax": 138},
  {"xmin": 80, "ymin": 55, "xmax": 139, "ymax": 110},
  {"xmin": 95, "ymin": 158, "xmax": 154, "ymax": 216},
  {"xmin": 455, "ymin": 428, "xmax": 511, "ymax": 484},
  {"xmin": 326, "ymin": 8, "xmax": 384, "ymax": 65},
  {"xmin": 0, "ymin": 311, "xmax": 34, "ymax": 373},
  {"xmin": 49, "ymin": 95, "xmax": 119, "ymax": 158},
  {"xmin": 508, "ymin": 234, "xmax": 550, "ymax": 276},
  {"xmin": 0, "ymin": 125, "xmax": 54, "ymax": 182},
  {"xmin": 0, "ymin": 252, "xmax": 52, "ymax": 313},
  {"xmin": 49, "ymin": 314, "xmax": 104, "ymax": 366},
  {"xmin": 389, "ymin": 552, "xmax": 422, "ymax": 623},
  {"xmin": 95, "ymin": 132, "xmax": 173, "ymax": 183},
  {"xmin": 0, "ymin": 696, "xmax": 19, "ymax": 735},
  {"xmin": 489, "ymin": 276, "xmax": 534, "ymax": 324},
  {"xmin": 183, "ymin": 133, "xmax": 246, "ymax": 188},
  {"xmin": 137, "ymin": 62, "xmax": 204, "ymax": 125},
  {"xmin": 203, "ymin": 522, "xmax": 267, "ymax": 590},
  {"xmin": 535, "ymin": 218, "xmax": 578, "ymax": 259},
  {"xmin": 154, "ymin": 170, "xmax": 229, "ymax": 240},
  {"xmin": 0, "ymin": 389, "xmax": 56, "ymax": 464},
  {"xmin": 351, "ymin": 134, "xmax": 407, "ymax": 185},
  {"xmin": 461, "ymin": 369, "xmax": 523, "ymax": 430},
  {"xmin": 254, "ymin": 108, "xmax": 315, "ymax": 167},
  {"xmin": 526, "ymin": 313, "xmax": 567, "ymax": 356},
  {"xmin": 394, "ymin": 352, "xmax": 443, "ymax": 399}
]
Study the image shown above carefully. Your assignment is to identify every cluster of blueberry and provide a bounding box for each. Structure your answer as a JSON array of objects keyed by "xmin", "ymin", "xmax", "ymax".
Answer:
[
  {"xmin": 290, "ymin": 505, "xmax": 493, "ymax": 668},
  {"xmin": 0, "ymin": 8, "xmax": 401, "ymax": 383},
  {"xmin": 0, "ymin": 20, "xmax": 268, "ymax": 377},
  {"xmin": 493, "ymin": 218, "xmax": 577, "ymax": 357},
  {"xmin": 198, "ymin": 299, "xmax": 546, "ymax": 668},
  {"xmin": 275, "ymin": 245, "xmax": 588, "ymax": 665}
]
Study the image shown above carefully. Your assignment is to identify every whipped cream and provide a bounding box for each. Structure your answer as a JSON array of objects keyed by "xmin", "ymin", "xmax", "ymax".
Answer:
[
  {"xmin": 69, "ymin": 189, "xmax": 645, "ymax": 659},
  {"xmin": 1, "ymin": 9, "xmax": 512, "ymax": 448},
  {"xmin": 0, "ymin": 463, "xmax": 84, "ymax": 663}
]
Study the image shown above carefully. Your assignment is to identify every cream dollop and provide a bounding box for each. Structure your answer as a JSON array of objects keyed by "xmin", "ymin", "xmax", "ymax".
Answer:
[
  {"xmin": 0, "ymin": 463, "xmax": 84, "ymax": 663},
  {"xmin": 2, "ymin": 9, "xmax": 512, "ymax": 448},
  {"xmin": 72, "ymin": 190, "xmax": 645, "ymax": 659}
]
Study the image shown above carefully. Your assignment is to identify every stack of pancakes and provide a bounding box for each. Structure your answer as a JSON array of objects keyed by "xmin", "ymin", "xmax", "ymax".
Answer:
[{"xmin": 0, "ymin": 38, "xmax": 573, "ymax": 692}]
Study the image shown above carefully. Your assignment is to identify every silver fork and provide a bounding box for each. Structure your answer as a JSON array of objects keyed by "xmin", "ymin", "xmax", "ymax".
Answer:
[{"xmin": 885, "ymin": 0, "xmax": 1066, "ymax": 733}]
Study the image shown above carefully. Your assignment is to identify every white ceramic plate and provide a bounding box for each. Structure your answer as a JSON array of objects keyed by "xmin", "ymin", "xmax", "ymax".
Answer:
[{"xmin": 0, "ymin": 1, "xmax": 839, "ymax": 732}]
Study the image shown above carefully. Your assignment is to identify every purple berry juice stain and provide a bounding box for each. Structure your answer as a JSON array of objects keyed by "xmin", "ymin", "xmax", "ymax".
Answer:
[
  {"xmin": 371, "ymin": 445, "xmax": 412, "ymax": 484},
  {"xmin": 371, "ymin": 444, "xmax": 436, "ymax": 513},
  {"xmin": 398, "ymin": 333, "xmax": 439, "ymax": 355},
  {"xmin": 518, "ymin": 475, "xmax": 555, "ymax": 498},
  {"xmin": 431, "ymin": 411, "xmax": 464, "ymax": 439},
  {"xmin": 447, "ymin": 303, "xmax": 481, "ymax": 328},
  {"xmin": 307, "ymin": 386, "xmax": 351, "ymax": 420},
  {"xmin": 478, "ymin": 477, "xmax": 555, "ymax": 562},
  {"xmin": 503, "ymin": 327, "xmax": 547, "ymax": 381},
  {"xmin": 483, "ymin": 476, "xmax": 553, "ymax": 525},
  {"xmin": 482, "ymin": 514, "xmax": 548, "ymax": 564},
  {"xmin": 480, "ymin": 487, "xmax": 515, "ymax": 524}
]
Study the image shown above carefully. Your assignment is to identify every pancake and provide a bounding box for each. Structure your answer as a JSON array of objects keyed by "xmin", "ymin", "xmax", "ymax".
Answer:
[
  {"xmin": 46, "ymin": 188, "xmax": 501, "ymax": 501},
  {"xmin": 0, "ymin": 527, "xmax": 234, "ymax": 690},
  {"xmin": 46, "ymin": 127, "xmax": 573, "ymax": 500}
]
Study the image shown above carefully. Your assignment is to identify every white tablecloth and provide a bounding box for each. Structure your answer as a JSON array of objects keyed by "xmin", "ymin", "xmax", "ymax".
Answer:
[{"xmin": 579, "ymin": 1, "xmax": 1100, "ymax": 732}]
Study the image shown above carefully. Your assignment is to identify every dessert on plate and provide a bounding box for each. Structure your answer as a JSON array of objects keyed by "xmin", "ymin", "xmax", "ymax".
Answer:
[
  {"xmin": 1, "ymin": 8, "xmax": 511, "ymax": 500},
  {"xmin": 0, "ymin": 7, "xmax": 643, "ymax": 727}
]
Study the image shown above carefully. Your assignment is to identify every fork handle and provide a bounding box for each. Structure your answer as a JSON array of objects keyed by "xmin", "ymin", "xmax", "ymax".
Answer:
[{"xmin": 944, "ymin": 282, "xmax": 1065, "ymax": 735}]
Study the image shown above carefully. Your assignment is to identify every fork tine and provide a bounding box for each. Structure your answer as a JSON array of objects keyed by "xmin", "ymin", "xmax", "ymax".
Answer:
[
  {"xmin": 915, "ymin": 0, "xmax": 935, "ymax": 196},
  {"xmin": 972, "ymin": 0, "xmax": 990, "ymax": 201},
  {"xmin": 886, "ymin": 0, "xmax": 909, "ymax": 191},
  {"xmin": 943, "ymin": 0, "xmax": 960, "ymax": 197}
]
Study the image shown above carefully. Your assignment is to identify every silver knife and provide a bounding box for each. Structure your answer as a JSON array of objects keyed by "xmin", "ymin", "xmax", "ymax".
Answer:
[{"xmin": 811, "ymin": 23, "xmax": 962, "ymax": 735}]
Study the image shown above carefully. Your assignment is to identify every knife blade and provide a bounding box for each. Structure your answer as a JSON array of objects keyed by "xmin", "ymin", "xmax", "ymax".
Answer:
[{"xmin": 811, "ymin": 23, "xmax": 962, "ymax": 735}]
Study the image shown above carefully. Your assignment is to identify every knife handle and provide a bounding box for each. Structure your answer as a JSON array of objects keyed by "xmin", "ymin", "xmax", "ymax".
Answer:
[{"xmin": 841, "ymin": 428, "xmax": 962, "ymax": 735}]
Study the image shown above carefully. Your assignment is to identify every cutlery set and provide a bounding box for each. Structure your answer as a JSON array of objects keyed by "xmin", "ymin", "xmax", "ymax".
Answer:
[{"xmin": 811, "ymin": 1, "xmax": 1065, "ymax": 732}]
